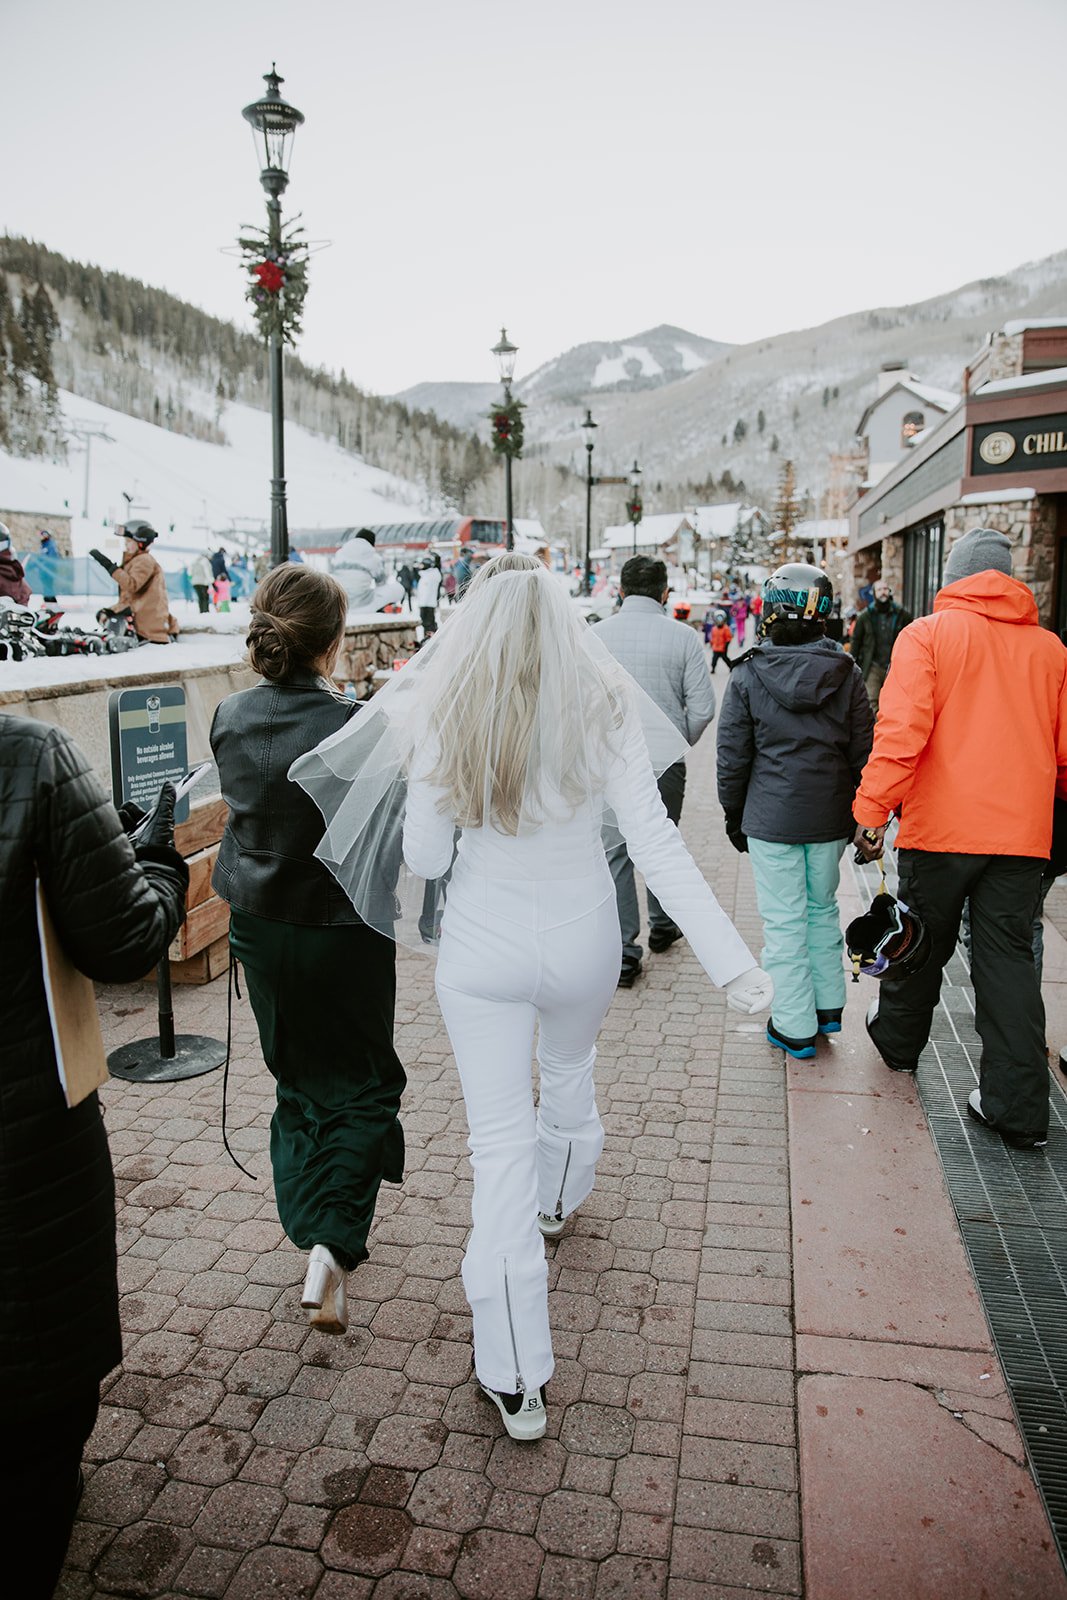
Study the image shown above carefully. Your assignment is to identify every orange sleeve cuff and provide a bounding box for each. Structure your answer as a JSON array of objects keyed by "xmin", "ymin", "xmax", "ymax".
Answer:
[{"xmin": 853, "ymin": 794, "xmax": 890, "ymax": 829}]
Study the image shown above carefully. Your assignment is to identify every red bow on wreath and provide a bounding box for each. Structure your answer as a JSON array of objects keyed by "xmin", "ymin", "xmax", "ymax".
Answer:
[{"xmin": 254, "ymin": 260, "xmax": 285, "ymax": 293}]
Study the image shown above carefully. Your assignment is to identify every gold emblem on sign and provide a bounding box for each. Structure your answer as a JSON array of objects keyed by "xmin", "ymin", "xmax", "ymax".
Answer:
[{"xmin": 979, "ymin": 431, "xmax": 1016, "ymax": 466}]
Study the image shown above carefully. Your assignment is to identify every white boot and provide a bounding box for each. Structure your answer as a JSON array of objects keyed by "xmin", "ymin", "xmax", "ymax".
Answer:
[{"xmin": 301, "ymin": 1244, "xmax": 348, "ymax": 1334}]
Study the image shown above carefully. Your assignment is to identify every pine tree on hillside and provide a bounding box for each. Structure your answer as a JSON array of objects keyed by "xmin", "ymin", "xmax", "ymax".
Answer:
[{"xmin": 773, "ymin": 459, "xmax": 803, "ymax": 561}]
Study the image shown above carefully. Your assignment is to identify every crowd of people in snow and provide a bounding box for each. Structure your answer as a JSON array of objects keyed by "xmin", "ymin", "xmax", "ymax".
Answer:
[{"xmin": 3, "ymin": 521, "xmax": 1067, "ymax": 1589}]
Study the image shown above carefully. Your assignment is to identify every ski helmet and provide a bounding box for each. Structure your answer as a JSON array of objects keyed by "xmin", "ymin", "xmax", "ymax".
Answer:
[
  {"xmin": 122, "ymin": 520, "xmax": 158, "ymax": 546},
  {"xmin": 760, "ymin": 563, "xmax": 834, "ymax": 632},
  {"xmin": 845, "ymin": 891, "xmax": 930, "ymax": 981},
  {"xmin": 713, "ymin": 609, "xmax": 727, "ymax": 624}
]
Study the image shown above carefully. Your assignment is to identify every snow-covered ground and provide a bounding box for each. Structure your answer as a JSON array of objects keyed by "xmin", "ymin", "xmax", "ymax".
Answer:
[
  {"xmin": 0, "ymin": 598, "xmax": 411, "ymax": 693},
  {"xmin": 0, "ymin": 631, "xmax": 250, "ymax": 693},
  {"xmin": 0, "ymin": 389, "xmax": 427, "ymax": 570}
]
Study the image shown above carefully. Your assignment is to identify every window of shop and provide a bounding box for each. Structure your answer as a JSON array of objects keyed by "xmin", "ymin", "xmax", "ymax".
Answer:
[{"xmin": 903, "ymin": 519, "xmax": 944, "ymax": 616}]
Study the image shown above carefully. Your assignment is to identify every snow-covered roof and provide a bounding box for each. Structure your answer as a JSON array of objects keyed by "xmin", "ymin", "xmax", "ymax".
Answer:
[
  {"xmin": 688, "ymin": 502, "xmax": 769, "ymax": 537},
  {"xmin": 856, "ymin": 375, "xmax": 961, "ymax": 438},
  {"xmin": 512, "ymin": 518, "xmax": 548, "ymax": 544},
  {"xmin": 1002, "ymin": 319, "xmax": 1067, "ymax": 336},
  {"xmin": 973, "ymin": 365, "xmax": 1067, "ymax": 397},
  {"xmin": 956, "ymin": 488, "xmax": 1037, "ymax": 506},
  {"xmin": 901, "ymin": 378, "xmax": 961, "ymax": 411},
  {"xmin": 788, "ymin": 518, "xmax": 850, "ymax": 541},
  {"xmin": 602, "ymin": 513, "xmax": 693, "ymax": 551}
]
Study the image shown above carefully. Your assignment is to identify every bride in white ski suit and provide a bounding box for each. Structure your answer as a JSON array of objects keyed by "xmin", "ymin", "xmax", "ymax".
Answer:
[{"xmin": 293, "ymin": 552, "xmax": 771, "ymax": 1438}]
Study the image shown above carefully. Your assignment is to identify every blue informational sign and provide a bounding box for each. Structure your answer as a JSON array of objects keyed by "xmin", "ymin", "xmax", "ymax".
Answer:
[{"xmin": 107, "ymin": 683, "xmax": 191, "ymax": 822}]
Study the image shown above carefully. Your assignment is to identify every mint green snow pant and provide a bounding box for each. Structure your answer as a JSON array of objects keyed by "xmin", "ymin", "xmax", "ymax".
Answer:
[{"xmin": 748, "ymin": 839, "xmax": 849, "ymax": 1039}]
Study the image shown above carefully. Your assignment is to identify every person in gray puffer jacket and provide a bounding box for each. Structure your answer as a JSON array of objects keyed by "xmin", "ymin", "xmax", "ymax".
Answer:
[
  {"xmin": 594, "ymin": 554, "xmax": 716, "ymax": 985},
  {"xmin": 717, "ymin": 564, "xmax": 873, "ymax": 1060}
]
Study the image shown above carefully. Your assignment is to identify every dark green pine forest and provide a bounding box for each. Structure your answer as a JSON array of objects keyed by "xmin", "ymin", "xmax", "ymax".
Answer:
[{"xmin": 0, "ymin": 235, "xmax": 582, "ymax": 533}]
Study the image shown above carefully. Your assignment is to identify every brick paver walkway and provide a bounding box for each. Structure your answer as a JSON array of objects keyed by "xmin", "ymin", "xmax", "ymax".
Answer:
[{"xmin": 59, "ymin": 731, "xmax": 806, "ymax": 1600}]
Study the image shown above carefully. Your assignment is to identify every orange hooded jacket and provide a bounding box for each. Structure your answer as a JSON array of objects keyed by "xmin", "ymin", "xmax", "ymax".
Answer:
[{"xmin": 853, "ymin": 570, "xmax": 1067, "ymax": 856}]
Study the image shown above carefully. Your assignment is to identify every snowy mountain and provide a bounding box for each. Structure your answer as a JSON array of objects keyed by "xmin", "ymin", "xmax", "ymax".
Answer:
[
  {"xmin": 398, "ymin": 252, "xmax": 1067, "ymax": 506},
  {"xmin": 0, "ymin": 387, "xmax": 427, "ymax": 569},
  {"xmin": 530, "ymin": 251, "xmax": 1067, "ymax": 499},
  {"xmin": 395, "ymin": 325, "xmax": 731, "ymax": 433},
  {"xmin": 393, "ymin": 381, "xmax": 500, "ymax": 435},
  {"xmin": 519, "ymin": 325, "xmax": 732, "ymax": 401}
]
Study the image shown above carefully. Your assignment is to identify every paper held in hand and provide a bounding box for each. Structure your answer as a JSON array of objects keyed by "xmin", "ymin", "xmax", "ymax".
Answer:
[{"xmin": 36, "ymin": 882, "xmax": 109, "ymax": 1108}]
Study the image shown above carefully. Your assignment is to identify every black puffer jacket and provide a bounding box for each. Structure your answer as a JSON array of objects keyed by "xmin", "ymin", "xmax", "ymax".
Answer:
[
  {"xmin": 0, "ymin": 715, "xmax": 188, "ymax": 1421},
  {"xmin": 211, "ymin": 671, "xmax": 359, "ymax": 925},
  {"xmin": 716, "ymin": 638, "xmax": 874, "ymax": 844}
]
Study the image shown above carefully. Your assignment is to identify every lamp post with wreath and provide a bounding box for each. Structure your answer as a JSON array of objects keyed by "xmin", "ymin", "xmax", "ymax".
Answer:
[
  {"xmin": 240, "ymin": 66, "xmax": 307, "ymax": 568},
  {"xmin": 582, "ymin": 408, "xmax": 598, "ymax": 596},
  {"xmin": 627, "ymin": 460, "xmax": 643, "ymax": 555},
  {"xmin": 490, "ymin": 329, "xmax": 522, "ymax": 550}
]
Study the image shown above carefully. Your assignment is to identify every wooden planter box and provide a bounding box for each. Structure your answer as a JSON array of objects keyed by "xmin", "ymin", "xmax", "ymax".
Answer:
[{"xmin": 154, "ymin": 797, "xmax": 232, "ymax": 984}]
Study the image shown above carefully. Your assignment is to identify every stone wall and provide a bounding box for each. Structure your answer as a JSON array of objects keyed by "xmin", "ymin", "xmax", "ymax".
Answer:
[
  {"xmin": 335, "ymin": 616, "xmax": 419, "ymax": 697},
  {"xmin": 0, "ymin": 618, "xmax": 420, "ymax": 785},
  {"xmin": 850, "ymin": 539, "xmax": 903, "ymax": 596},
  {"xmin": 0, "ymin": 507, "xmax": 73, "ymax": 556},
  {"xmin": 966, "ymin": 331, "xmax": 1024, "ymax": 390},
  {"xmin": 850, "ymin": 544, "xmax": 881, "ymax": 605},
  {"xmin": 0, "ymin": 659, "xmax": 258, "ymax": 784},
  {"xmin": 944, "ymin": 496, "xmax": 1055, "ymax": 623}
]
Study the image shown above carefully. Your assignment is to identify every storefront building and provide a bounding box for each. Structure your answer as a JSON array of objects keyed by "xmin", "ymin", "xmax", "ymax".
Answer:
[{"xmin": 849, "ymin": 322, "xmax": 1067, "ymax": 630}]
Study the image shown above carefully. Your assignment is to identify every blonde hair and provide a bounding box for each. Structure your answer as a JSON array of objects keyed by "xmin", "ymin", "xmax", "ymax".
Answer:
[{"xmin": 425, "ymin": 551, "xmax": 622, "ymax": 834}]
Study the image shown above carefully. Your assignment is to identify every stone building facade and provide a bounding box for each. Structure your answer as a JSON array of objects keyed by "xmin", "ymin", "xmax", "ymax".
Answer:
[
  {"xmin": 849, "ymin": 321, "xmax": 1067, "ymax": 627},
  {"xmin": 0, "ymin": 507, "xmax": 72, "ymax": 556}
]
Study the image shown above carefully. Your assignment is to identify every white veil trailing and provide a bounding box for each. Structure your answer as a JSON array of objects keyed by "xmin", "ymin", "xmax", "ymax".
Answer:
[{"xmin": 289, "ymin": 553, "xmax": 688, "ymax": 955}]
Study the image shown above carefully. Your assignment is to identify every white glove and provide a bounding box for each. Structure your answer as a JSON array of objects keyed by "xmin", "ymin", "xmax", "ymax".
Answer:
[{"xmin": 725, "ymin": 966, "xmax": 774, "ymax": 1015}]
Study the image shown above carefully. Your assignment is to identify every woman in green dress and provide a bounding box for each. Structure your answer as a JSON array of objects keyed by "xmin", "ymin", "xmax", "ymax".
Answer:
[{"xmin": 211, "ymin": 564, "xmax": 405, "ymax": 1332}]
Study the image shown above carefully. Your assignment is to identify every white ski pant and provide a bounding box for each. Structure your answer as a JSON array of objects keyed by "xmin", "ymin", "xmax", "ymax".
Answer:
[{"xmin": 435, "ymin": 884, "xmax": 620, "ymax": 1394}]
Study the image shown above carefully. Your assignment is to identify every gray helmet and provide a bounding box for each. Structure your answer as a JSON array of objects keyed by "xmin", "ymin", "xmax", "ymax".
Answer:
[{"xmin": 761, "ymin": 562, "xmax": 833, "ymax": 631}]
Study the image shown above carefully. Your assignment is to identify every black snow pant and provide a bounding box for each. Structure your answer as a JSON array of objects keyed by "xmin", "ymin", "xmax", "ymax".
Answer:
[{"xmin": 872, "ymin": 849, "xmax": 1048, "ymax": 1140}]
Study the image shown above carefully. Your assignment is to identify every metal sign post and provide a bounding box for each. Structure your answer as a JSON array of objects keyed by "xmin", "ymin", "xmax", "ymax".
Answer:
[{"xmin": 106, "ymin": 685, "xmax": 226, "ymax": 1083}]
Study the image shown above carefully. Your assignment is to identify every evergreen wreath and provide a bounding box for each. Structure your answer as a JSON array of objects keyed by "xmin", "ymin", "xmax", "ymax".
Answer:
[
  {"xmin": 626, "ymin": 492, "xmax": 643, "ymax": 524},
  {"xmin": 488, "ymin": 396, "xmax": 525, "ymax": 459},
  {"xmin": 237, "ymin": 217, "xmax": 310, "ymax": 345}
]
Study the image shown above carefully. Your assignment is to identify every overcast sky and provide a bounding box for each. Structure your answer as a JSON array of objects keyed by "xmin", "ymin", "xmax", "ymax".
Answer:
[{"xmin": 6, "ymin": 0, "xmax": 1067, "ymax": 396}]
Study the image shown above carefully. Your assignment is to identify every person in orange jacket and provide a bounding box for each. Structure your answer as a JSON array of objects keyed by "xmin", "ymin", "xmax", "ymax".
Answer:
[
  {"xmin": 853, "ymin": 527, "xmax": 1067, "ymax": 1149},
  {"xmin": 707, "ymin": 612, "xmax": 733, "ymax": 674}
]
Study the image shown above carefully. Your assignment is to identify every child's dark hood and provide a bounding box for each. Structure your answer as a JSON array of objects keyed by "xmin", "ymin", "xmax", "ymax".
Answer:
[{"xmin": 745, "ymin": 637, "xmax": 854, "ymax": 711}]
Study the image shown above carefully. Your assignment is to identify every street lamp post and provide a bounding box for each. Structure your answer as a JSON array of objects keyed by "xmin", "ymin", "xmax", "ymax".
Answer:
[
  {"xmin": 582, "ymin": 408, "xmax": 598, "ymax": 595},
  {"xmin": 627, "ymin": 460, "xmax": 643, "ymax": 556},
  {"xmin": 491, "ymin": 329, "xmax": 519, "ymax": 550},
  {"xmin": 243, "ymin": 66, "xmax": 304, "ymax": 568}
]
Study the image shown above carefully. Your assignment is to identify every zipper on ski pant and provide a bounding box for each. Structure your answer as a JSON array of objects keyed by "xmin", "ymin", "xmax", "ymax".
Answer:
[
  {"xmin": 554, "ymin": 1141, "xmax": 573, "ymax": 1221},
  {"xmin": 502, "ymin": 1261, "xmax": 523, "ymax": 1393}
]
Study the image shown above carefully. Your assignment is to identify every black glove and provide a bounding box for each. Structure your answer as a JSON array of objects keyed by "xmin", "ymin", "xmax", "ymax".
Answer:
[
  {"xmin": 131, "ymin": 781, "xmax": 177, "ymax": 851},
  {"xmin": 131, "ymin": 782, "xmax": 190, "ymax": 907},
  {"xmin": 725, "ymin": 813, "xmax": 748, "ymax": 854},
  {"xmin": 89, "ymin": 548, "xmax": 117, "ymax": 576},
  {"xmin": 117, "ymin": 800, "xmax": 148, "ymax": 835}
]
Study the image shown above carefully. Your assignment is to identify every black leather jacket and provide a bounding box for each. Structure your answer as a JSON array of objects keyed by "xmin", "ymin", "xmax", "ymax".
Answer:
[
  {"xmin": 0, "ymin": 715, "xmax": 188, "ymax": 1420},
  {"xmin": 211, "ymin": 671, "xmax": 360, "ymax": 925}
]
